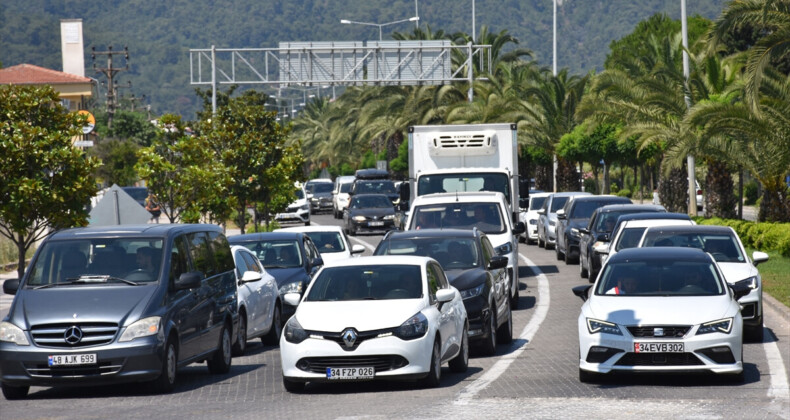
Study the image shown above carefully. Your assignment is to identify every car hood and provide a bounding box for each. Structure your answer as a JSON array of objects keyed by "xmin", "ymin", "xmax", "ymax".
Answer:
[
  {"xmin": 295, "ymin": 300, "xmax": 426, "ymax": 332},
  {"xmin": 445, "ymin": 268, "xmax": 487, "ymax": 291},
  {"xmin": 716, "ymin": 262, "xmax": 757, "ymax": 284},
  {"xmin": 587, "ymin": 295, "xmax": 733, "ymax": 325},
  {"xmin": 265, "ymin": 267, "xmax": 307, "ymax": 287},
  {"xmin": 11, "ymin": 285, "xmax": 158, "ymax": 329},
  {"xmin": 349, "ymin": 208, "xmax": 395, "ymax": 217}
]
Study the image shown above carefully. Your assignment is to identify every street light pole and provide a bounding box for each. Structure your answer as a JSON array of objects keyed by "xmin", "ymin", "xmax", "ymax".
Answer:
[
  {"xmin": 681, "ymin": 0, "xmax": 697, "ymax": 216},
  {"xmin": 552, "ymin": 0, "xmax": 558, "ymax": 192}
]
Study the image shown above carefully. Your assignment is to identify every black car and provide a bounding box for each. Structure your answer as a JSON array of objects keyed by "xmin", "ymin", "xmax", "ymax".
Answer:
[
  {"xmin": 0, "ymin": 224, "xmax": 238, "ymax": 398},
  {"xmin": 374, "ymin": 228, "xmax": 511, "ymax": 355},
  {"xmin": 343, "ymin": 193, "xmax": 397, "ymax": 235},
  {"xmin": 305, "ymin": 180, "xmax": 334, "ymax": 214},
  {"xmin": 350, "ymin": 179, "xmax": 399, "ymax": 205},
  {"xmin": 578, "ymin": 204, "xmax": 665, "ymax": 280},
  {"xmin": 555, "ymin": 195, "xmax": 631, "ymax": 264},
  {"xmin": 228, "ymin": 231, "xmax": 323, "ymax": 319}
]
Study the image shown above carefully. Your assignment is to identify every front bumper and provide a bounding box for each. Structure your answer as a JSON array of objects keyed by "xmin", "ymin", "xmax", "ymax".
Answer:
[
  {"xmin": 276, "ymin": 209, "xmax": 310, "ymax": 223},
  {"xmin": 0, "ymin": 336, "xmax": 164, "ymax": 387},
  {"xmin": 461, "ymin": 295, "xmax": 490, "ymax": 341},
  {"xmin": 527, "ymin": 220, "xmax": 539, "ymax": 240},
  {"xmin": 578, "ymin": 319, "xmax": 743, "ymax": 375},
  {"xmin": 349, "ymin": 219, "xmax": 395, "ymax": 234},
  {"xmin": 280, "ymin": 330, "xmax": 434, "ymax": 381}
]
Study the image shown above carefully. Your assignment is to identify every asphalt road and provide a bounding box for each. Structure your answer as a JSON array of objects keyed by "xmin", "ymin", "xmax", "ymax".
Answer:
[{"xmin": 1, "ymin": 213, "xmax": 788, "ymax": 419}]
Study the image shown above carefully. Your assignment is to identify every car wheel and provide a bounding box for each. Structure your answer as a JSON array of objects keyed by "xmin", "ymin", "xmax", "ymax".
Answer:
[
  {"xmin": 1, "ymin": 383, "xmax": 29, "ymax": 400},
  {"xmin": 207, "ymin": 323, "xmax": 232, "ymax": 374},
  {"xmin": 580, "ymin": 257, "xmax": 588, "ymax": 278},
  {"xmin": 480, "ymin": 306, "xmax": 497, "ymax": 356},
  {"xmin": 304, "ymin": 221, "xmax": 310, "ymax": 226},
  {"xmin": 420, "ymin": 337, "xmax": 442, "ymax": 388},
  {"xmin": 283, "ymin": 376, "xmax": 305, "ymax": 393},
  {"xmin": 579, "ymin": 368, "xmax": 600, "ymax": 383},
  {"xmin": 262, "ymin": 302, "xmax": 283, "ymax": 346},
  {"xmin": 232, "ymin": 313, "xmax": 247, "ymax": 356},
  {"xmin": 537, "ymin": 232, "xmax": 544, "ymax": 248},
  {"xmin": 149, "ymin": 336, "xmax": 177, "ymax": 394},
  {"xmin": 510, "ymin": 278, "xmax": 520, "ymax": 309},
  {"xmin": 448, "ymin": 326, "xmax": 469, "ymax": 373},
  {"xmin": 497, "ymin": 298, "xmax": 513, "ymax": 344},
  {"xmin": 745, "ymin": 321, "xmax": 764, "ymax": 343},
  {"xmin": 555, "ymin": 243, "xmax": 564, "ymax": 261}
]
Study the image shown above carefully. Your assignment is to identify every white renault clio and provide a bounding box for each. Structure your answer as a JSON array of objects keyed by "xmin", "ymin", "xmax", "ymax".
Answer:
[
  {"xmin": 280, "ymin": 256, "xmax": 468, "ymax": 392},
  {"xmin": 573, "ymin": 247, "xmax": 750, "ymax": 383}
]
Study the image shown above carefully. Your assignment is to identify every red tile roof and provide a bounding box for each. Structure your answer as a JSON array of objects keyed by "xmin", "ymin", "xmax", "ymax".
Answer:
[{"xmin": 0, "ymin": 64, "xmax": 92, "ymax": 85}]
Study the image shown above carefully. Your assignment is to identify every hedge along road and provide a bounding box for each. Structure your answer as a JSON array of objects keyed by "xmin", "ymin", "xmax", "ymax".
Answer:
[{"xmin": 0, "ymin": 213, "xmax": 787, "ymax": 419}]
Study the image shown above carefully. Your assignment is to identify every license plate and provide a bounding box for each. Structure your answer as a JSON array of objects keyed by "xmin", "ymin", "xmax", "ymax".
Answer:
[
  {"xmin": 48, "ymin": 353, "xmax": 97, "ymax": 366},
  {"xmin": 634, "ymin": 342, "xmax": 684, "ymax": 353},
  {"xmin": 326, "ymin": 366, "xmax": 375, "ymax": 380},
  {"xmin": 369, "ymin": 221, "xmax": 384, "ymax": 227}
]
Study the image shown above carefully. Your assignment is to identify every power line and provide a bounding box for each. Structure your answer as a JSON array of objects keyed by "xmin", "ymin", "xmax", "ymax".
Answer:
[{"xmin": 92, "ymin": 45, "xmax": 129, "ymax": 130}]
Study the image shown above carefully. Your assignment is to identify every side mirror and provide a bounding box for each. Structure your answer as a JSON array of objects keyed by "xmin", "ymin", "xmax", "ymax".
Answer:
[
  {"xmin": 488, "ymin": 256, "xmax": 508, "ymax": 270},
  {"xmin": 596, "ymin": 233, "xmax": 609, "ymax": 242},
  {"xmin": 556, "ymin": 209, "xmax": 566, "ymax": 219},
  {"xmin": 593, "ymin": 243, "xmax": 609, "ymax": 255},
  {"xmin": 518, "ymin": 178, "xmax": 531, "ymax": 199},
  {"xmin": 572, "ymin": 285, "xmax": 593, "ymax": 302},
  {"xmin": 2, "ymin": 279, "xmax": 20, "ymax": 295},
  {"xmin": 398, "ymin": 201, "xmax": 409, "ymax": 212},
  {"xmin": 579, "ymin": 227, "xmax": 590, "ymax": 235},
  {"xmin": 730, "ymin": 282, "xmax": 752, "ymax": 301},
  {"xmin": 240, "ymin": 271, "xmax": 262, "ymax": 283},
  {"xmin": 436, "ymin": 288, "xmax": 455, "ymax": 303},
  {"xmin": 175, "ymin": 272, "xmax": 202, "ymax": 290},
  {"xmin": 512, "ymin": 221, "xmax": 526, "ymax": 236},
  {"xmin": 284, "ymin": 292, "xmax": 301, "ymax": 307},
  {"xmin": 518, "ymin": 198, "xmax": 529, "ymax": 211},
  {"xmin": 399, "ymin": 182, "xmax": 410, "ymax": 202},
  {"xmin": 351, "ymin": 245, "xmax": 365, "ymax": 255},
  {"xmin": 752, "ymin": 251, "xmax": 769, "ymax": 267},
  {"xmin": 536, "ymin": 208, "xmax": 546, "ymax": 215}
]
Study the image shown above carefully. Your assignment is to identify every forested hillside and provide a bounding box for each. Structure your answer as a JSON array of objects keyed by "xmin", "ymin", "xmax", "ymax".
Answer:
[{"xmin": 1, "ymin": 0, "xmax": 726, "ymax": 119}]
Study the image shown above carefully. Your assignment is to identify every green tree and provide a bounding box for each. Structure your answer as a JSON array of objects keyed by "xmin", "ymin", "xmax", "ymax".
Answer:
[
  {"xmin": 88, "ymin": 138, "xmax": 140, "ymax": 187},
  {"xmin": 0, "ymin": 85, "xmax": 100, "ymax": 278}
]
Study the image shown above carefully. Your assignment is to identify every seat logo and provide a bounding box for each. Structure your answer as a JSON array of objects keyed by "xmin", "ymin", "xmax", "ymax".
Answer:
[
  {"xmin": 653, "ymin": 327, "xmax": 665, "ymax": 337},
  {"xmin": 64, "ymin": 326, "xmax": 83, "ymax": 345},
  {"xmin": 342, "ymin": 329, "xmax": 357, "ymax": 348}
]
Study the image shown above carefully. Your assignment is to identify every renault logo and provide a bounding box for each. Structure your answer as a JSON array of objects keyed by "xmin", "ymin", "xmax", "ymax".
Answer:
[
  {"xmin": 64, "ymin": 326, "xmax": 83, "ymax": 345},
  {"xmin": 653, "ymin": 327, "xmax": 665, "ymax": 337},
  {"xmin": 341, "ymin": 329, "xmax": 358, "ymax": 348}
]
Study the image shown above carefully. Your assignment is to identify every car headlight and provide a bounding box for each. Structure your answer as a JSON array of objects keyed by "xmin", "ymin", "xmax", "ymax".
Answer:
[
  {"xmin": 696, "ymin": 318, "xmax": 733, "ymax": 335},
  {"xmin": 735, "ymin": 276, "xmax": 759, "ymax": 290},
  {"xmin": 284, "ymin": 317, "xmax": 308, "ymax": 344},
  {"xmin": 496, "ymin": 242, "xmax": 512, "ymax": 255},
  {"xmin": 352, "ymin": 215, "xmax": 367, "ymax": 222},
  {"xmin": 383, "ymin": 214, "xmax": 395, "ymax": 220},
  {"xmin": 0, "ymin": 321, "xmax": 30, "ymax": 346},
  {"xmin": 549, "ymin": 220, "xmax": 556, "ymax": 226},
  {"xmin": 279, "ymin": 281, "xmax": 304, "ymax": 295},
  {"xmin": 586, "ymin": 318, "xmax": 622, "ymax": 336},
  {"xmin": 570, "ymin": 228, "xmax": 580, "ymax": 238},
  {"xmin": 300, "ymin": 204, "xmax": 309, "ymax": 210},
  {"xmin": 395, "ymin": 312, "xmax": 429, "ymax": 340},
  {"xmin": 460, "ymin": 283, "xmax": 485, "ymax": 300},
  {"xmin": 529, "ymin": 219, "xmax": 537, "ymax": 225},
  {"xmin": 310, "ymin": 198, "xmax": 319, "ymax": 203},
  {"xmin": 119, "ymin": 316, "xmax": 162, "ymax": 342},
  {"xmin": 593, "ymin": 241, "xmax": 605, "ymax": 249}
]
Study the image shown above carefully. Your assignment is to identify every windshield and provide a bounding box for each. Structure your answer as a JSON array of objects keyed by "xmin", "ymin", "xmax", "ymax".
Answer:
[
  {"xmin": 615, "ymin": 227, "xmax": 647, "ymax": 251},
  {"xmin": 235, "ymin": 240, "xmax": 303, "ymax": 268},
  {"xmin": 410, "ymin": 202, "xmax": 505, "ymax": 234},
  {"xmin": 376, "ymin": 237, "xmax": 480, "ymax": 270},
  {"xmin": 570, "ymin": 200, "xmax": 607, "ymax": 219},
  {"xmin": 26, "ymin": 238, "xmax": 164, "ymax": 286},
  {"xmin": 641, "ymin": 232, "xmax": 745, "ymax": 263},
  {"xmin": 306, "ymin": 265, "xmax": 423, "ymax": 301},
  {"xmin": 306, "ymin": 232, "xmax": 346, "ymax": 254},
  {"xmin": 417, "ymin": 173, "xmax": 510, "ymax": 203},
  {"xmin": 309, "ymin": 183, "xmax": 333, "ymax": 194},
  {"xmin": 595, "ymin": 260, "xmax": 725, "ymax": 296},
  {"xmin": 351, "ymin": 195, "xmax": 393, "ymax": 208},
  {"xmin": 550, "ymin": 196, "xmax": 569, "ymax": 212},
  {"xmin": 355, "ymin": 180, "xmax": 396, "ymax": 194},
  {"xmin": 295, "ymin": 190, "xmax": 305, "ymax": 200},
  {"xmin": 530, "ymin": 196, "xmax": 547, "ymax": 211},
  {"xmin": 339, "ymin": 183, "xmax": 352, "ymax": 193}
]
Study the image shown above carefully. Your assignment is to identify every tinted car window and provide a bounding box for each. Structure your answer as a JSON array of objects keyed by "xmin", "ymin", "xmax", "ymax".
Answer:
[
  {"xmin": 355, "ymin": 180, "xmax": 396, "ymax": 194},
  {"xmin": 642, "ymin": 232, "xmax": 744, "ymax": 263},
  {"xmin": 376, "ymin": 237, "xmax": 480, "ymax": 269},
  {"xmin": 307, "ymin": 232, "xmax": 346, "ymax": 253},
  {"xmin": 530, "ymin": 196, "xmax": 547, "ymax": 210},
  {"xmin": 311, "ymin": 183, "xmax": 333, "ymax": 193},
  {"xmin": 208, "ymin": 232, "xmax": 235, "ymax": 273},
  {"xmin": 236, "ymin": 240, "xmax": 303, "ymax": 268},
  {"xmin": 305, "ymin": 265, "xmax": 422, "ymax": 301},
  {"xmin": 352, "ymin": 195, "xmax": 393, "ymax": 208},
  {"xmin": 595, "ymin": 260, "xmax": 725, "ymax": 296},
  {"xmin": 339, "ymin": 183, "xmax": 352, "ymax": 193},
  {"xmin": 169, "ymin": 235, "xmax": 190, "ymax": 284},
  {"xmin": 411, "ymin": 202, "xmax": 505, "ymax": 234},
  {"xmin": 570, "ymin": 201, "xmax": 608, "ymax": 219},
  {"xmin": 550, "ymin": 196, "xmax": 569, "ymax": 212},
  {"xmin": 615, "ymin": 227, "xmax": 647, "ymax": 251},
  {"xmin": 187, "ymin": 232, "xmax": 215, "ymax": 276}
]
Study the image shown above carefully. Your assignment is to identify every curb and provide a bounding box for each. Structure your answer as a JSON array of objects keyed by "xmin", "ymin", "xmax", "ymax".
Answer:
[{"xmin": 763, "ymin": 293, "xmax": 790, "ymax": 323}]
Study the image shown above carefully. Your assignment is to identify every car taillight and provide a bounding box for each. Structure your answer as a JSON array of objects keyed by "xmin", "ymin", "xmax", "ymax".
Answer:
[{"xmin": 697, "ymin": 189, "xmax": 702, "ymax": 195}]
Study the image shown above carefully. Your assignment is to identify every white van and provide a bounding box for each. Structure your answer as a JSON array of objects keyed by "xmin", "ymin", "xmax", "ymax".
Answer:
[{"xmin": 332, "ymin": 175, "xmax": 355, "ymax": 219}]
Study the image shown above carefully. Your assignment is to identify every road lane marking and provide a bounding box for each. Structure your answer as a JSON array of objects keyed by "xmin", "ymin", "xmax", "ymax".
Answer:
[
  {"xmin": 454, "ymin": 252, "xmax": 549, "ymax": 404},
  {"xmin": 764, "ymin": 326, "xmax": 790, "ymax": 401}
]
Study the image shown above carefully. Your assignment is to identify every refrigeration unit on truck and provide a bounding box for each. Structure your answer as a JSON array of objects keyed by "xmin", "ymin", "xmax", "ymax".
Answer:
[{"xmin": 402, "ymin": 123, "xmax": 528, "ymax": 221}]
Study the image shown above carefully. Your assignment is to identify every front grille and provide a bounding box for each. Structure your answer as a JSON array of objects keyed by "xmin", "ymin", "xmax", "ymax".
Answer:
[
  {"xmin": 615, "ymin": 352, "xmax": 703, "ymax": 366},
  {"xmin": 740, "ymin": 302, "xmax": 756, "ymax": 319},
  {"xmin": 296, "ymin": 355, "xmax": 408, "ymax": 374},
  {"xmin": 308, "ymin": 328, "xmax": 397, "ymax": 351},
  {"xmin": 31, "ymin": 323, "xmax": 118, "ymax": 348},
  {"xmin": 627, "ymin": 326, "xmax": 690, "ymax": 338},
  {"xmin": 25, "ymin": 360, "xmax": 123, "ymax": 378}
]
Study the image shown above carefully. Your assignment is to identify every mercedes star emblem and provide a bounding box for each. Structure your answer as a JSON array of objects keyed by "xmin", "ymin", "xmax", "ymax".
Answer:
[{"xmin": 64, "ymin": 326, "xmax": 83, "ymax": 345}]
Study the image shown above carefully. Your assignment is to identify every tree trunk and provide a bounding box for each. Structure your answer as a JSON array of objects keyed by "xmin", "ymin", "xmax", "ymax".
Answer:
[
  {"xmin": 602, "ymin": 161, "xmax": 611, "ymax": 194},
  {"xmin": 535, "ymin": 164, "xmax": 553, "ymax": 191},
  {"xmin": 16, "ymin": 236, "xmax": 26, "ymax": 280},
  {"xmin": 705, "ymin": 158, "xmax": 737, "ymax": 219},
  {"xmin": 236, "ymin": 204, "xmax": 247, "ymax": 235},
  {"xmin": 658, "ymin": 165, "xmax": 688, "ymax": 213},
  {"xmin": 758, "ymin": 177, "xmax": 790, "ymax": 222},
  {"xmin": 556, "ymin": 158, "xmax": 580, "ymax": 192}
]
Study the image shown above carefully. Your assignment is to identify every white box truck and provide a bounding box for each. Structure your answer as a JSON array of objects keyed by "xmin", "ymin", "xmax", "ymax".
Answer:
[{"xmin": 403, "ymin": 123, "xmax": 527, "ymax": 220}]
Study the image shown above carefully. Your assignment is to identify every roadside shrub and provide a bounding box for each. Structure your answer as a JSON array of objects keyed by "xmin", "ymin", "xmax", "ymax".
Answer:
[
  {"xmin": 744, "ymin": 180, "xmax": 759, "ymax": 205},
  {"xmin": 616, "ymin": 189, "xmax": 632, "ymax": 198},
  {"xmin": 249, "ymin": 221, "xmax": 280, "ymax": 232},
  {"xmin": 583, "ymin": 178, "xmax": 598, "ymax": 194}
]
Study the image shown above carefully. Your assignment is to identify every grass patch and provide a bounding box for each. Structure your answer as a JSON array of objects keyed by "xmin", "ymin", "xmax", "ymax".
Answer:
[{"xmin": 747, "ymin": 247, "xmax": 790, "ymax": 308}]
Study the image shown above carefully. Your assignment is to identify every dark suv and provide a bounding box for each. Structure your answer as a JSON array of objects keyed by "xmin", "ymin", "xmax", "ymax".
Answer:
[
  {"xmin": 374, "ymin": 228, "xmax": 511, "ymax": 355},
  {"xmin": 0, "ymin": 224, "xmax": 238, "ymax": 399},
  {"xmin": 555, "ymin": 195, "xmax": 631, "ymax": 264}
]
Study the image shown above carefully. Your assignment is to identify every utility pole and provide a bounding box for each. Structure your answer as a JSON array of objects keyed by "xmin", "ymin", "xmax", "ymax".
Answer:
[{"xmin": 92, "ymin": 45, "xmax": 129, "ymax": 130}]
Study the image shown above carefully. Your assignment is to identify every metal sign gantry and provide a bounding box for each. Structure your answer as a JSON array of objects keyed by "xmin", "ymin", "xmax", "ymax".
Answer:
[{"xmin": 189, "ymin": 41, "xmax": 491, "ymax": 114}]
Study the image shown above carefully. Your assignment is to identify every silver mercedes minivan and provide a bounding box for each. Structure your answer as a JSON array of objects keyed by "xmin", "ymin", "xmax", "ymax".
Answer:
[{"xmin": 0, "ymin": 224, "xmax": 238, "ymax": 399}]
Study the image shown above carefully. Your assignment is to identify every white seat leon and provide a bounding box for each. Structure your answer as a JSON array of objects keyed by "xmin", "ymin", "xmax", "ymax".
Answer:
[
  {"xmin": 573, "ymin": 247, "xmax": 750, "ymax": 383},
  {"xmin": 280, "ymin": 256, "xmax": 468, "ymax": 392}
]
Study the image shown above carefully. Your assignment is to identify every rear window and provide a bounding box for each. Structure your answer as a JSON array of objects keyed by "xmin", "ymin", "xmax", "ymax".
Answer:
[
  {"xmin": 530, "ymin": 196, "xmax": 547, "ymax": 211},
  {"xmin": 376, "ymin": 237, "xmax": 480, "ymax": 270},
  {"xmin": 641, "ymin": 232, "xmax": 744, "ymax": 263},
  {"xmin": 550, "ymin": 196, "xmax": 568, "ymax": 212},
  {"xmin": 595, "ymin": 260, "xmax": 725, "ymax": 296},
  {"xmin": 306, "ymin": 265, "xmax": 423, "ymax": 301},
  {"xmin": 410, "ymin": 202, "xmax": 505, "ymax": 234}
]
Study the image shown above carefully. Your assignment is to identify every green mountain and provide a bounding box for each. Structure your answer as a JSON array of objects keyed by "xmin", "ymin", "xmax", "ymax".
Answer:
[{"xmin": 1, "ymin": 0, "xmax": 727, "ymax": 119}]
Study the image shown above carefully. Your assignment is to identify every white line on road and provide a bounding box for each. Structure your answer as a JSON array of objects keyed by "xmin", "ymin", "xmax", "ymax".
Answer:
[
  {"xmin": 454, "ymin": 252, "xmax": 549, "ymax": 405},
  {"xmin": 764, "ymin": 325, "xmax": 790, "ymax": 401}
]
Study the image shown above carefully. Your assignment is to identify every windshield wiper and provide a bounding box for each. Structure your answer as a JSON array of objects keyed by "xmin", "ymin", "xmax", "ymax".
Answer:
[{"xmin": 33, "ymin": 275, "xmax": 141, "ymax": 289}]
